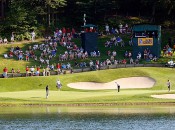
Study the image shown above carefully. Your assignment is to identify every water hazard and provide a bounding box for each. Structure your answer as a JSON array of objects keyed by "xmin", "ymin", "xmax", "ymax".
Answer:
[{"xmin": 0, "ymin": 106, "xmax": 175, "ymax": 130}]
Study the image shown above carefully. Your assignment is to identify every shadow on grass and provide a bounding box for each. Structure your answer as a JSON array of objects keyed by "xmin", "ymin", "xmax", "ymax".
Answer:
[{"xmin": 30, "ymin": 97, "xmax": 41, "ymax": 99}]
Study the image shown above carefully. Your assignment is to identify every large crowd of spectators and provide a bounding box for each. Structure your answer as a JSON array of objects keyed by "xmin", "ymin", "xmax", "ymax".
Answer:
[{"xmin": 2, "ymin": 24, "xmax": 174, "ymax": 78}]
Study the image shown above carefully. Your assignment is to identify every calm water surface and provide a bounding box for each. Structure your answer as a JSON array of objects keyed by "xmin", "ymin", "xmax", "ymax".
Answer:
[{"xmin": 0, "ymin": 106, "xmax": 175, "ymax": 130}]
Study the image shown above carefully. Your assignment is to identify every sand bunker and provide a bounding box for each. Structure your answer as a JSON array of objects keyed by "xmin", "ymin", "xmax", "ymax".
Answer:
[
  {"xmin": 67, "ymin": 77, "xmax": 155, "ymax": 90},
  {"xmin": 151, "ymin": 94, "xmax": 175, "ymax": 99}
]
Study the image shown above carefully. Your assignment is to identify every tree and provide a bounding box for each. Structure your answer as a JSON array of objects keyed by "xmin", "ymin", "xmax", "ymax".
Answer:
[
  {"xmin": 45, "ymin": 0, "xmax": 66, "ymax": 26},
  {"xmin": 140, "ymin": 0, "xmax": 175, "ymax": 22},
  {"xmin": 1, "ymin": 0, "xmax": 38, "ymax": 40}
]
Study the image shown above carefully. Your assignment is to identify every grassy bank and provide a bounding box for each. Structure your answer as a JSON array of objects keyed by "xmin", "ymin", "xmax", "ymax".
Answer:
[
  {"xmin": 0, "ymin": 30, "xmax": 175, "ymax": 106},
  {"xmin": 0, "ymin": 67, "xmax": 175, "ymax": 106},
  {"xmin": 1, "ymin": 29, "xmax": 175, "ymax": 73}
]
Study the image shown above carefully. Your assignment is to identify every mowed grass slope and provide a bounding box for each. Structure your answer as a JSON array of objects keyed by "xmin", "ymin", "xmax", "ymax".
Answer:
[
  {"xmin": 1, "ymin": 30, "xmax": 175, "ymax": 105},
  {"xmin": 1, "ymin": 29, "xmax": 175, "ymax": 74},
  {"xmin": 0, "ymin": 67, "xmax": 175, "ymax": 105}
]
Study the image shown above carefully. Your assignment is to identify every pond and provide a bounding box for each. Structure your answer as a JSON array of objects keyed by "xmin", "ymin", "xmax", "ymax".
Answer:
[{"xmin": 0, "ymin": 106, "xmax": 175, "ymax": 130}]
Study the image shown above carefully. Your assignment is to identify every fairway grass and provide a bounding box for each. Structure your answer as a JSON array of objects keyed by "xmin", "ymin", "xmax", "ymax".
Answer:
[
  {"xmin": 0, "ymin": 67, "xmax": 175, "ymax": 106},
  {"xmin": 0, "ymin": 89, "xmax": 175, "ymax": 106}
]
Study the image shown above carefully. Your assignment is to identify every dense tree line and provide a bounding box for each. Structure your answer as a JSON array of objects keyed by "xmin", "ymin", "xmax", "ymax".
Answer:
[{"xmin": 0, "ymin": 0, "xmax": 175, "ymax": 40}]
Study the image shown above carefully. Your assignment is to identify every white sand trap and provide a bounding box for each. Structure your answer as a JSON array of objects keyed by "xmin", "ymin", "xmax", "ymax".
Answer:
[
  {"xmin": 67, "ymin": 77, "xmax": 155, "ymax": 90},
  {"xmin": 151, "ymin": 94, "xmax": 175, "ymax": 99}
]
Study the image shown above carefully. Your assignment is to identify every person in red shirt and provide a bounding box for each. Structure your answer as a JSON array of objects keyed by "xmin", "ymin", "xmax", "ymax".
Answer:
[
  {"xmin": 85, "ymin": 28, "xmax": 89, "ymax": 32},
  {"xmin": 62, "ymin": 27, "xmax": 66, "ymax": 37},
  {"xmin": 89, "ymin": 27, "xmax": 93, "ymax": 32},
  {"xmin": 72, "ymin": 28, "xmax": 76, "ymax": 38},
  {"xmin": 9, "ymin": 51, "xmax": 13, "ymax": 57},
  {"xmin": 122, "ymin": 59, "xmax": 127, "ymax": 64},
  {"xmin": 26, "ymin": 55, "xmax": 29, "ymax": 61},
  {"xmin": 56, "ymin": 63, "xmax": 61, "ymax": 74},
  {"xmin": 93, "ymin": 28, "xmax": 96, "ymax": 32},
  {"xmin": 3, "ymin": 67, "xmax": 8, "ymax": 78},
  {"xmin": 67, "ymin": 28, "xmax": 71, "ymax": 36},
  {"xmin": 26, "ymin": 66, "xmax": 29, "ymax": 77},
  {"xmin": 36, "ymin": 66, "xmax": 40, "ymax": 76}
]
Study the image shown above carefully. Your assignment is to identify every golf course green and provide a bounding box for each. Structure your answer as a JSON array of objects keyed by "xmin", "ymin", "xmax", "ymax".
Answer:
[
  {"xmin": 0, "ymin": 67, "xmax": 174, "ymax": 106},
  {"xmin": 0, "ymin": 30, "xmax": 175, "ymax": 106}
]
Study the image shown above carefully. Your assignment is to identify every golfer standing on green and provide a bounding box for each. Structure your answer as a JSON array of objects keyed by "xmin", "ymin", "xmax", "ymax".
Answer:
[
  {"xmin": 46, "ymin": 85, "xmax": 49, "ymax": 99},
  {"xmin": 115, "ymin": 82, "xmax": 120, "ymax": 92},
  {"xmin": 56, "ymin": 79, "xmax": 62, "ymax": 91},
  {"xmin": 167, "ymin": 80, "xmax": 171, "ymax": 92}
]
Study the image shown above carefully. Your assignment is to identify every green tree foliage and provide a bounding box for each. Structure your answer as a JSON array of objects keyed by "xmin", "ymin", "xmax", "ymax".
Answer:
[
  {"xmin": 45, "ymin": 0, "xmax": 67, "ymax": 26},
  {"xmin": 1, "ymin": 0, "xmax": 66, "ymax": 39},
  {"xmin": 2, "ymin": 0, "xmax": 38, "ymax": 40},
  {"xmin": 1, "ymin": 0, "xmax": 175, "ymax": 39}
]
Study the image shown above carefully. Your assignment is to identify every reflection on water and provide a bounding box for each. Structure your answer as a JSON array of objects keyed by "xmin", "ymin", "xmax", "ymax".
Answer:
[{"xmin": 0, "ymin": 106, "xmax": 175, "ymax": 130}]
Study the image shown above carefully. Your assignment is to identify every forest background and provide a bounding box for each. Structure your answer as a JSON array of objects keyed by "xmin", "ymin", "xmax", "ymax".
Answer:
[{"xmin": 0, "ymin": 0, "xmax": 175, "ymax": 40}]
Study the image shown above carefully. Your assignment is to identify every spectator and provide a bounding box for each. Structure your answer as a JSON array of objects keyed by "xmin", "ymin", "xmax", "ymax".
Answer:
[
  {"xmin": 17, "ymin": 68, "xmax": 20, "ymax": 73},
  {"xmin": 26, "ymin": 54, "xmax": 29, "ymax": 61},
  {"xmin": 43, "ymin": 68, "xmax": 46, "ymax": 76},
  {"xmin": 97, "ymin": 51, "xmax": 100, "ymax": 57},
  {"xmin": 122, "ymin": 59, "xmax": 127, "ymax": 64},
  {"xmin": 4, "ymin": 37, "xmax": 8, "ymax": 44},
  {"xmin": 62, "ymin": 27, "xmax": 66, "ymax": 37},
  {"xmin": 107, "ymin": 50, "xmax": 111, "ymax": 56},
  {"xmin": 11, "ymin": 68, "xmax": 15, "ymax": 77},
  {"xmin": 50, "ymin": 64, "xmax": 54, "ymax": 70},
  {"xmin": 115, "ymin": 28, "xmax": 119, "ymax": 34},
  {"xmin": 61, "ymin": 63, "xmax": 66, "ymax": 69},
  {"xmin": 9, "ymin": 51, "xmax": 13, "ymax": 58},
  {"xmin": 118, "ymin": 23, "xmax": 123, "ymax": 33},
  {"xmin": 128, "ymin": 51, "xmax": 132, "ymax": 58},
  {"xmin": 106, "ymin": 59, "xmax": 111, "ymax": 65},
  {"xmin": 148, "ymin": 53, "xmax": 153, "ymax": 60},
  {"xmin": 66, "ymin": 62, "xmax": 71, "ymax": 69},
  {"xmin": 3, "ymin": 67, "xmax": 8, "ymax": 78},
  {"xmin": 167, "ymin": 47, "xmax": 172, "ymax": 56},
  {"xmin": 26, "ymin": 66, "xmax": 29, "ymax": 76},
  {"xmin": 125, "ymin": 24, "xmax": 128, "ymax": 33},
  {"xmin": 124, "ymin": 51, "xmax": 128, "ymax": 58},
  {"xmin": 130, "ymin": 58, "xmax": 134, "ymax": 64},
  {"xmin": 163, "ymin": 46, "xmax": 167, "ymax": 56},
  {"xmin": 152, "ymin": 56, "xmax": 157, "ymax": 61},
  {"xmin": 36, "ymin": 66, "xmax": 40, "ymax": 76},
  {"xmin": 89, "ymin": 60, "xmax": 94, "ymax": 67},
  {"xmin": 137, "ymin": 52, "xmax": 141, "ymax": 60},
  {"xmin": 120, "ymin": 40, "xmax": 125, "ymax": 47},
  {"xmin": 135, "ymin": 59, "xmax": 139, "ymax": 64},
  {"xmin": 114, "ymin": 60, "xmax": 118, "ymax": 65},
  {"xmin": 111, "ymin": 27, "xmax": 115, "ymax": 34},
  {"xmin": 18, "ymin": 52, "xmax": 23, "ymax": 60},
  {"xmin": 74, "ymin": 60, "xmax": 78, "ymax": 67},
  {"xmin": 46, "ymin": 66, "xmax": 50, "ymax": 76},
  {"xmin": 144, "ymin": 49, "xmax": 148, "ymax": 59},
  {"xmin": 128, "ymin": 39, "xmax": 133, "ymax": 46},
  {"xmin": 30, "ymin": 66, "xmax": 35, "ymax": 76},
  {"xmin": 72, "ymin": 28, "xmax": 76, "ymax": 38},
  {"xmin": 11, "ymin": 32, "xmax": 15, "ymax": 42},
  {"xmin": 56, "ymin": 63, "xmax": 61, "ymax": 74}
]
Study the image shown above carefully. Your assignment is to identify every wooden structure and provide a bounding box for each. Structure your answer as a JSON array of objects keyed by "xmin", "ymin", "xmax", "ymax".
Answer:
[
  {"xmin": 132, "ymin": 24, "xmax": 161, "ymax": 59},
  {"xmin": 81, "ymin": 24, "xmax": 98, "ymax": 53}
]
